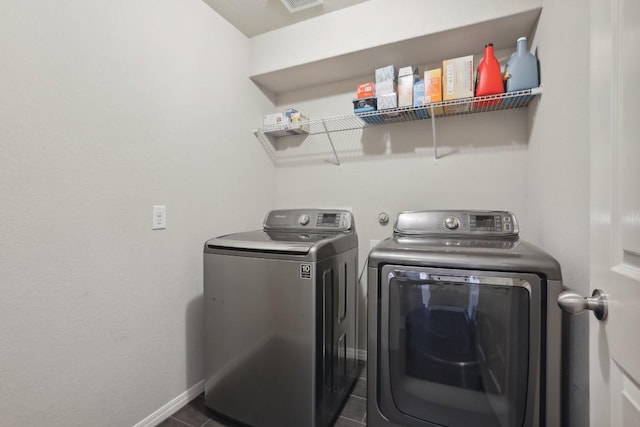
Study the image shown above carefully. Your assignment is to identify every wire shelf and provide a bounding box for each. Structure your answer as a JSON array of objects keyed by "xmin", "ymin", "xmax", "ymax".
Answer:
[{"xmin": 254, "ymin": 87, "xmax": 542, "ymax": 165}]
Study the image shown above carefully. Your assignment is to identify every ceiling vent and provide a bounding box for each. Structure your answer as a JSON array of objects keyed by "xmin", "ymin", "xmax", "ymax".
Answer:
[{"xmin": 280, "ymin": 0, "xmax": 324, "ymax": 13}]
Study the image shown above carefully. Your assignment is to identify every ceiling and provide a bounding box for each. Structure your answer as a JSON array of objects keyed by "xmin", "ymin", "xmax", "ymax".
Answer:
[{"xmin": 201, "ymin": 0, "xmax": 372, "ymax": 38}]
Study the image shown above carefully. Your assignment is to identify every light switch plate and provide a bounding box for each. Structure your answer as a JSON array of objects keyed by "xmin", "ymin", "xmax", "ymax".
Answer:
[{"xmin": 152, "ymin": 205, "xmax": 166, "ymax": 230}]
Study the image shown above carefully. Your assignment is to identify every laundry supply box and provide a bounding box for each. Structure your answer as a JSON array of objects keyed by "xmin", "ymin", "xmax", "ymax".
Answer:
[
  {"xmin": 375, "ymin": 65, "xmax": 395, "ymax": 83},
  {"xmin": 377, "ymin": 93, "xmax": 398, "ymax": 110},
  {"xmin": 356, "ymin": 82, "xmax": 376, "ymax": 99},
  {"xmin": 442, "ymin": 55, "xmax": 473, "ymax": 114},
  {"xmin": 375, "ymin": 80, "xmax": 397, "ymax": 97},
  {"xmin": 398, "ymin": 66, "xmax": 418, "ymax": 107},
  {"xmin": 263, "ymin": 108, "xmax": 309, "ymax": 137},
  {"xmin": 354, "ymin": 98, "xmax": 383, "ymax": 124},
  {"xmin": 424, "ymin": 68, "xmax": 444, "ymax": 116},
  {"xmin": 263, "ymin": 112, "xmax": 289, "ymax": 127},
  {"xmin": 412, "ymin": 79, "xmax": 428, "ymax": 119}
]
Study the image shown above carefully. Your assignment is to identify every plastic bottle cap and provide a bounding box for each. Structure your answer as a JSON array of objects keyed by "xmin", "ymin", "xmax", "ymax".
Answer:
[
  {"xmin": 485, "ymin": 43, "xmax": 494, "ymax": 47},
  {"xmin": 517, "ymin": 37, "xmax": 527, "ymax": 42}
]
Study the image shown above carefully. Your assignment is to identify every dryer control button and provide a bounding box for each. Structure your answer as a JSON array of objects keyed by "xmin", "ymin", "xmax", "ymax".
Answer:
[
  {"xmin": 298, "ymin": 214, "xmax": 310, "ymax": 226},
  {"xmin": 444, "ymin": 216, "xmax": 460, "ymax": 230}
]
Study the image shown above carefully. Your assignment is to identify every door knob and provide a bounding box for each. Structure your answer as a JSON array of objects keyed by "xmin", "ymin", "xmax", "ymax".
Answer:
[{"xmin": 557, "ymin": 289, "xmax": 608, "ymax": 321}]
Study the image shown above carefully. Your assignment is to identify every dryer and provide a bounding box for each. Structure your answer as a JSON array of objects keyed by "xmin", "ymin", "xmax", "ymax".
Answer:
[
  {"xmin": 203, "ymin": 209, "xmax": 359, "ymax": 427},
  {"xmin": 367, "ymin": 210, "xmax": 563, "ymax": 427}
]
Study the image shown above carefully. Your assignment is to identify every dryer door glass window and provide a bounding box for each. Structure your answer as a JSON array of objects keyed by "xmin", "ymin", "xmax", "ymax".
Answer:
[{"xmin": 387, "ymin": 271, "xmax": 531, "ymax": 427}]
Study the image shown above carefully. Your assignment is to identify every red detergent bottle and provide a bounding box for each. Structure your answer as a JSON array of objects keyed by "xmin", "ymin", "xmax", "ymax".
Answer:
[{"xmin": 475, "ymin": 43, "xmax": 504, "ymax": 108}]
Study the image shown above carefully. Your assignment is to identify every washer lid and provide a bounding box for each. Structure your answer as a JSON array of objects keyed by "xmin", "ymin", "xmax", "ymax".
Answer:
[
  {"xmin": 204, "ymin": 209, "xmax": 357, "ymax": 257},
  {"xmin": 205, "ymin": 230, "xmax": 324, "ymax": 254}
]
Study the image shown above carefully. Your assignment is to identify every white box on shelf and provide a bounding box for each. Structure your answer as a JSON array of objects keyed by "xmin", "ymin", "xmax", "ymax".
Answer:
[
  {"xmin": 377, "ymin": 93, "xmax": 398, "ymax": 110},
  {"xmin": 375, "ymin": 65, "xmax": 395, "ymax": 82},
  {"xmin": 263, "ymin": 112, "xmax": 289, "ymax": 127},
  {"xmin": 375, "ymin": 80, "xmax": 397, "ymax": 96},
  {"xmin": 264, "ymin": 115, "xmax": 310, "ymax": 137}
]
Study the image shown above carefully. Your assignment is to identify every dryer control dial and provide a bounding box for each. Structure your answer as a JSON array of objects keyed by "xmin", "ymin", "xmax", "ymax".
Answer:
[
  {"xmin": 298, "ymin": 214, "xmax": 310, "ymax": 226},
  {"xmin": 444, "ymin": 216, "xmax": 460, "ymax": 230}
]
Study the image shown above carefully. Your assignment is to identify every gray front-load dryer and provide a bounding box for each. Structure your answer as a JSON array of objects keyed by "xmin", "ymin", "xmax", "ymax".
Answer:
[
  {"xmin": 367, "ymin": 210, "xmax": 564, "ymax": 427},
  {"xmin": 203, "ymin": 209, "xmax": 359, "ymax": 427}
]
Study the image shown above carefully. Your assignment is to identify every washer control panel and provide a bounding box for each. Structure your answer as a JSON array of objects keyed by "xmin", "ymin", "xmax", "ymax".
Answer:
[
  {"xmin": 264, "ymin": 209, "xmax": 353, "ymax": 231},
  {"xmin": 395, "ymin": 210, "xmax": 518, "ymax": 236}
]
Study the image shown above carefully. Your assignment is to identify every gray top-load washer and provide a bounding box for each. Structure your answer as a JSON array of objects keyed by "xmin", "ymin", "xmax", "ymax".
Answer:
[
  {"xmin": 367, "ymin": 210, "xmax": 563, "ymax": 427},
  {"xmin": 203, "ymin": 209, "xmax": 359, "ymax": 427}
]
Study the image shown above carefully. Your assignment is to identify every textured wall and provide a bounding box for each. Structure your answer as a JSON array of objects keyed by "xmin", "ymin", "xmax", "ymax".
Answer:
[{"xmin": 0, "ymin": 0, "xmax": 274, "ymax": 425}]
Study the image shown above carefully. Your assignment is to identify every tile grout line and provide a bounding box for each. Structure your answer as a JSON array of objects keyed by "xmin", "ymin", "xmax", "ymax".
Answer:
[
  {"xmin": 338, "ymin": 415, "xmax": 366, "ymax": 425},
  {"xmin": 170, "ymin": 416, "xmax": 194, "ymax": 427}
]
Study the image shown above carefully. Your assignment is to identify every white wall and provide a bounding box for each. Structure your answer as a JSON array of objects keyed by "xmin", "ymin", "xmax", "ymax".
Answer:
[
  {"xmin": 528, "ymin": 1, "xmax": 590, "ymax": 426},
  {"xmin": 0, "ymin": 0, "xmax": 274, "ymax": 425}
]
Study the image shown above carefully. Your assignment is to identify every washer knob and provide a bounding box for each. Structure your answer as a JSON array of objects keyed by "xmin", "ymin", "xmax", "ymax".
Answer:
[
  {"xmin": 444, "ymin": 216, "xmax": 460, "ymax": 230},
  {"xmin": 298, "ymin": 214, "xmax": 310, "ymax": 226}
]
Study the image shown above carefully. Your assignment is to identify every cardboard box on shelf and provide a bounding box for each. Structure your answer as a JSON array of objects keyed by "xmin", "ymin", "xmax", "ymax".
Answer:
[
  {"xmin": 356, "ymin": 82, "xmax": 375, "ymax": 99},
  {"xmin": 264, "ymin": 116, "xmax": 310, "ymax": 137},
  {"xmin": 353, "ymin": 97, "xmax": 377, "ymax": 112},
  {"xmin": 413, "ymin": 79, "xmax": 428, "ymax": 119},
  {"xmin": 424, "ymin": 68, "xmax": 444, "ymax": 116},
  {"xmin": 442, "ymin": 56, "xmax": 473, "ymax": 114},
  {"xmin": 289, "ymin": 111, "xmax": 303, "ymax": 122},
  {"xmin": 377, "ymin": 92, "xmax": 398, "ymax": 110},
  {"xmin": 263, "ymin": 112, "xmax": 289, "ymax": 127},
  {"xmin": 375, "ymin": 65, "xmax": 395, "ymax": 82},
  {"xmin": 375, "ymin": 80, "xmax": 397, "ymax": 96},
  {"xmin": 353, "ymin": 97, "xmax": 383, "ymax": 124},
  {"xmin": 398, "ymin": 66, "xmax": 418, "ymax": 107},
  {"xmin": 284, "ymin": 108, "xmax": 299, "ymax": 120},
  {"xmin": 413, "ymin": 79, "xmax": 425, "ymax": 106},
  {"xmin": 442, "ymin": 55, "xmax": 474, "ymax": 100}
]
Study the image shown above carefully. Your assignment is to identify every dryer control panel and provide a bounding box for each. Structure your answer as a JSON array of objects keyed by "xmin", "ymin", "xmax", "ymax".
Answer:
[
  {"xmin": 263, "ymin": 209, "xmax": 353, "ymax": 232},
  {"xmin": 394, "ymin": 210, "xmax": 518, "ymax": 236}
]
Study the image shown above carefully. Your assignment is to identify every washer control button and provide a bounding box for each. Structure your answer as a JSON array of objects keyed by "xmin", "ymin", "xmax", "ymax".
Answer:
[
  {"xmin": 444, "ymin": 216, "xmax": 460, "ymax": 230},
  {"xmin": 504, "ymin": 223, "xmax": 512, "ymax": 232},
  {"xmin": 298, "ymin": 214, "xmax": 310, "ymax": 226}
]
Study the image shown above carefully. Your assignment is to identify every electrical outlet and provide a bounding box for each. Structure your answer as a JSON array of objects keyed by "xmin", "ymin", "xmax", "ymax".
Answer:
[{"xmin": 152, "ymin": 205, "xmax": 166, "ymax": 230}]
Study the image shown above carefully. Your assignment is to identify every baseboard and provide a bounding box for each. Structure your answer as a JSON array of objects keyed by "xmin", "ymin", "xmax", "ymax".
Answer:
[
  {"xmin": 133, "ymin": 380, "xmax": 204, "ymax": 427},
  {"xmin": 132, "ymin": 350, "xmax": 365, "ymax": 426}
]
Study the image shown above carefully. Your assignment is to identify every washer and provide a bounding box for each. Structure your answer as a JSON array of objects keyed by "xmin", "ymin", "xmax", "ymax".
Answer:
[
  {"xmin": 367, "ymin": 210, "xmax": 563, "ymax": 427},
  {"xmin": 203, "ymin": 209, "xmax": 359, "ymax": 427}
]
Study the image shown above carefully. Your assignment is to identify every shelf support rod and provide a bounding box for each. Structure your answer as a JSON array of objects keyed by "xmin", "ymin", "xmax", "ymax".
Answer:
[
  {"xmin": 322, "ymin": 120, "xmax": 341, "ymax": 165},
  {"xmin": 430, "ymin": 105, "xmax": 438, "ymax": 163}
]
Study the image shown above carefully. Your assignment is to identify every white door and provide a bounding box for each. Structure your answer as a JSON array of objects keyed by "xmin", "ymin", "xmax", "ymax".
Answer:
[{"xmin": 589, "ymin": 0, "xmax": 640, "ymax": 425}]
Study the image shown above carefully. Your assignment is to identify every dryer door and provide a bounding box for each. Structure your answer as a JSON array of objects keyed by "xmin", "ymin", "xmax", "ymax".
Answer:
[{"xmin": 377, "ymin": 266, "xmax": 542, "ymax": 427}]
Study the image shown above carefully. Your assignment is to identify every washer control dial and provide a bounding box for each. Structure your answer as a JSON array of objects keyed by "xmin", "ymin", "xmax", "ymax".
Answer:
[
  {"xmin": 444, "ymin": 216, "xmax": 460, "ymax": 230},
  {"xmin": 298, "ymin": 214, "xmax": 310, "ymax": 226}
]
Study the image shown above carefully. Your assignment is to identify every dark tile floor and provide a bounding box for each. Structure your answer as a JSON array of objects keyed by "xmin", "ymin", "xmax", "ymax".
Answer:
[{"xmin": 159, "ymin": 363, "xmax": 367, "ymax": 427}]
